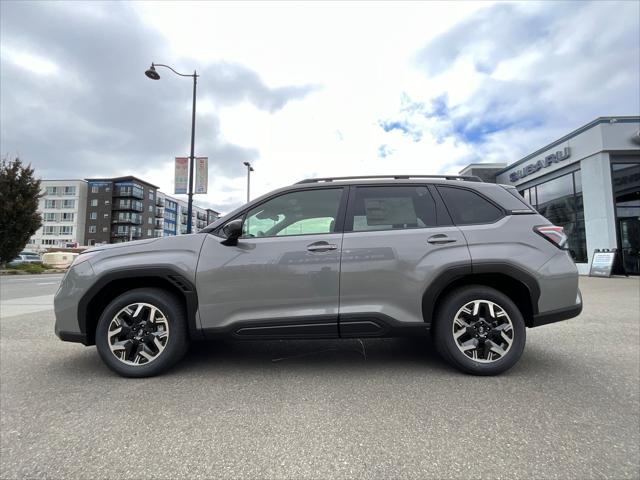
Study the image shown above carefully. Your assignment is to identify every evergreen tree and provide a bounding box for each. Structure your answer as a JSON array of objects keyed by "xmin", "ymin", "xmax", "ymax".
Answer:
[{"xmin": 0, "ymin": 157, "xmax": 42, "ymax": 265}]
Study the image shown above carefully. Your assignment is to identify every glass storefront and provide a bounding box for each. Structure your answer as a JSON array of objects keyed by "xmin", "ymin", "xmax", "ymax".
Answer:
[
  {"xmin": 519, "ymin": 170, "xmax": 587, "ymax": 263},
  {"xmin": 612, "ymin": 161, "xmax": 640, "ymax": 275}
]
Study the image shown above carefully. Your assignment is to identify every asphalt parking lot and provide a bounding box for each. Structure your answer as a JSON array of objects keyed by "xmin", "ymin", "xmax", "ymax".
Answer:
[{"xmin": 1, "ymin": 274, "xmax": 639, "ymax": 479}]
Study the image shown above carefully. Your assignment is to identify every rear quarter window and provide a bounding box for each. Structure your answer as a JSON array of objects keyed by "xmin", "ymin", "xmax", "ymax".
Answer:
[{"xmin": 437, "ymin": 186, "xmax": 503, "ymax": 225}]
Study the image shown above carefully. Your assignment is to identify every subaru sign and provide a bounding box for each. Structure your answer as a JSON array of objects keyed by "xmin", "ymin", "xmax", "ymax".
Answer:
[{"xmin": 510, "ymin": 147, "xmax": 571, "ymax": 182}]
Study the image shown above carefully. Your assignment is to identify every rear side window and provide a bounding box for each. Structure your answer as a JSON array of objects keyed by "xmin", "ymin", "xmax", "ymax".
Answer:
[
  {"xmin": 437, "ymin": 186, "xmax": 503, "ymax": 225},
  {"xmin": 348, "ymin": 186, "xmax": 437, "ymax": 231}
]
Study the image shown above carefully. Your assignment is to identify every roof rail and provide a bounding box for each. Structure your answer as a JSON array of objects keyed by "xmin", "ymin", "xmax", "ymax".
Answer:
[{"xmin": 296, "ymin": 174, "xmax": 483, "ymax": 184}]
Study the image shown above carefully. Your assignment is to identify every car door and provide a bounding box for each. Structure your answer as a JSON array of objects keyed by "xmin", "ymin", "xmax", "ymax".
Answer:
[
  {"xmin": 196, "ymin": 187, "xmax": 347, "ymax": 338},
  {"xmin": 338, "ymin": 184, "xmax": 471, "ymax": 336}
]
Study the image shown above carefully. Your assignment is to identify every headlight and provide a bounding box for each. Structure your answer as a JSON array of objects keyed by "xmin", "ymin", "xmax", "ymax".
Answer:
[{"xmin": 71, "ymin": 250, "xmax": 102, "ymax": 267}]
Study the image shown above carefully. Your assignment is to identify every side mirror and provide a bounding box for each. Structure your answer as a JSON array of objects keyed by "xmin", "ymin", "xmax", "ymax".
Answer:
[{"xmin": 220, "ymin": 218, "xmax": 243, "ymax": 246}]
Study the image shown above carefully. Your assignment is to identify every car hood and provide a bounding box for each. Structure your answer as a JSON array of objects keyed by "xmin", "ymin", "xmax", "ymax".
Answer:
[{"xmin": 83, "ymin": 238, "xmax": 160, "ymax": 254}]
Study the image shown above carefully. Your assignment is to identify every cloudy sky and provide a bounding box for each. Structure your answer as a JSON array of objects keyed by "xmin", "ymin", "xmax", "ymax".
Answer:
[{"xmin": 1, "ymin": 1, "xmax": 638, "ymax": 213}]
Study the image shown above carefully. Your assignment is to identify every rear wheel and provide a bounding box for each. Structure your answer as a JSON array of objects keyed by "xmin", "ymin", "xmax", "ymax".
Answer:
[
  {"xmin": 95, "ymin": 288, "xmax": 189, "ymax": 377},
  {"xmin": 433, "ymin": 285, "xmax": 526, "ymax": 375}
]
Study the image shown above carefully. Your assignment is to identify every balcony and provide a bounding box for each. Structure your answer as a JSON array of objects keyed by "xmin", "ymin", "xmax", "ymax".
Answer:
[
  {"xmin": 114, "ymin": 187, "xmax": 144, "ymax": 199},
  {"xmin": 156, "ymin": 197, "xmax": 165, "ymax": 207},
  {"xmin": 197, "ymin": 212, "xmax": 207, "ymax": 221},
  {"xmin": 114, "ymin": 200, "xmax": 144, "ymax": 212},
  {"xmin": 112, "ymin": 213, "xmax": 142, "ymax": 225},
  {"xmin": 154, "ymin": 229, "xmax": 164, "ymax": 238},
  {"xmin": 180, "ymin": 215, "xmax": 187, "ymax": 225},
  {"xmin": 155, "ymin": 207, "xmax": 164, "ymax": 218},
  {"xmin": 112, "ymin": 227, "xmax": 142, "ymax": 239},
  {"xmin": 155, "ymin": 219, "xmax": 164, "ymax": 229}
]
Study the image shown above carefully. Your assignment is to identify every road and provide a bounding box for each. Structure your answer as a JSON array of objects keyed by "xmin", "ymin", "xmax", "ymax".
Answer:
[
  {"xmin": 0, "ymin": 274, "xmax": 63, "ymax": 318},
  {"xmin": 1, "ymin": 274, "xmax": 639, "ymax": 479}
]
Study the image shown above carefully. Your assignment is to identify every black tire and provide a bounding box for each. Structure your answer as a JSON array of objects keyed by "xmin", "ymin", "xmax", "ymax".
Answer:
[
  {"xmin": 433, "ymin": 285, "xmax": 526, "ymax": 375},
  {"xmin": 95, "ymin": 288, "xmax": 189, "ymax": 378}
]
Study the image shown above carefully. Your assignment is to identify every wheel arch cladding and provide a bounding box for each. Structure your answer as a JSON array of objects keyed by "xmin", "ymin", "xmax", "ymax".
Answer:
[
  {"xmin": 78, "ymin": 268, "xmax": 201, "ymax": 345},
  {"xmin": 423, "ymin": 266, "xmax": 539, "ymax": 328}
]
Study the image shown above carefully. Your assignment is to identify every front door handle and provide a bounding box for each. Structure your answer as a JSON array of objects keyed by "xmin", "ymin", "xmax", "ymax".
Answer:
[
  {"xmin": 307, "ymin": 242, "xmax": 338, "ymax": 252},
  {"xmin": 427, "ymin": 234, "xmax": 457, "ymax": 245}
]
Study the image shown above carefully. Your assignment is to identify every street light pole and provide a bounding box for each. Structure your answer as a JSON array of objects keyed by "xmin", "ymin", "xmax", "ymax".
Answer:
[
  {"xmin": 243, "ymin": 162, "xmax": 254, "ymax": 203},
  {"xmin": 186, "ymin": 71, "xmax": 197, "ymax": 234},
  {"xmin": 145, "ymin": 63, "xmax": 199, "ymax": 234}
]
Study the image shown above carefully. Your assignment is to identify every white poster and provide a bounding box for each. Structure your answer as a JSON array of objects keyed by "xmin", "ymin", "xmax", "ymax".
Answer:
[
  {"xmin": 195, "ymin": 157, "xmax": 208, "ymax": 194},
  {"xmin": 174, "ymin": 157, "xmax": 188, "ymax": 194}
]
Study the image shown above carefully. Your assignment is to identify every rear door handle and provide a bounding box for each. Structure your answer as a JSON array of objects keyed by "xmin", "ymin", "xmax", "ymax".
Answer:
[
  {"xmin": 307, "ymin": 242, "xmax": 338, "ymax": 252},
  {"xmin": 427, "ymin": 234, "xmax": 457, "ymax": 245}
]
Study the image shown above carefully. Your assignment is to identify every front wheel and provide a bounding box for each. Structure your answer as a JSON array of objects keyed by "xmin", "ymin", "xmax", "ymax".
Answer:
[
  {"xmin": 95, "ymin": 288, "xmax": 189, "ymax": 377},
  {"xmin": 433, "ymin": 286, "xmax": 526, "ymax": 375}
]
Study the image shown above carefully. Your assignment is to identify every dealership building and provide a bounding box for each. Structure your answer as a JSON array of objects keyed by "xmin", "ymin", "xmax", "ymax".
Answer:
[{"xmin": 461, "ymin": 116, "xmax": 640, "ymax": 275}]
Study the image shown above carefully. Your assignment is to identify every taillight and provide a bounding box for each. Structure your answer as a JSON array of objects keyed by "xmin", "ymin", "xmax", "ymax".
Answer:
[{"xmin": 534, "ymin": 225, "xmax": 568, "ymax": 249}]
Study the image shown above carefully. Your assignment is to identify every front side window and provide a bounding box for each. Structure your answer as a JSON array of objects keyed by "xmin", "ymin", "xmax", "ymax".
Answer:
[
  {"xmin": 437, "ymin": 187, "xmax": 502, "ymax": 225},
  {"xmin": 242, "ymin": 188, "xmax": 343, "ymax": 238},
  {"xmin": 348, "ymin": 185, "xmax": 437, "ymax": 231}
]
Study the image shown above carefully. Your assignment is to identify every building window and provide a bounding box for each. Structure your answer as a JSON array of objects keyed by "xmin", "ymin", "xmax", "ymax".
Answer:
[
  {"xmin": 62, "ymin": 213, "xmax": 74, "ymax": 222},
  {"xmin": 46, "ymin": 186, "xmax": 58, "ymax": 195},
  {"xmin": 149, "ymin": 205, "xmax": 153, "ymax": 213},
  {"xmin": 90, "ymin": 212, "xmax": 97, "ymax": 220},
  {"xmin": 64, "ymin": 186, "xmax": 76, "ymax": 196},
  {"xmin": 148, "ymin": 217, "xmax": 153, "ymax": 224},
  {"xmin": 102, "ymin": 227, "xmax": 108, "ymax": 232},
  {"xmin": 92, "ymin": 185, "xmax": 99, "ymax": 193},
  {"xmin": 91, "ymin": 199, "xmax": 98, "ymax": 207},
  {"xmin": 89, "ymin": 226, "xmax": 96, "ymax": 233},
  {"xmin": 60, "ymin": 226, "xmax": 73, "ymax": 235},
  {"xmin": 44, "ymin": 212, "xmax": 57, "ymax": 222},
  {"xmin": 43, "ymin": 226, "xmax": 56, "ymax": 235},
  {"xmin": 105, "ymin": 200, "xmax": 110, "ymax": 205},
  {"xmin": 520, "ymin": 170, "xmax": 586, "ymax": 263},
  {"xmin": 104, "ymin": 213, "xmax": 109, "ymax": 218},
  {"xmin": 45, "ymin": 199, "xmax": 57, "ymax": 209},
  {"xmin": 611, "ymin": 162, "xmax": 640, "ymax": 275},
  {"xmin": 149, "ymin": 191, "xmax": 155, "ymax": 200},
  {"xmin": 62, "ymin": 199, "xmax": 75, "ymax": 209}
]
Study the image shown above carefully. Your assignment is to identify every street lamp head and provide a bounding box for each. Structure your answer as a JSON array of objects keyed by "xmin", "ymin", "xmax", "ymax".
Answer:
[
  {"xmin": 250, "ymin": 167, "xmax": 254, "ymax": 172},
  {"xmin": 145, "ymin": 64, "xmax": 160, "ymax": 80},
  {"xmin": 243, "ymin": 162, "xmax": 250, "ymax": 167}
]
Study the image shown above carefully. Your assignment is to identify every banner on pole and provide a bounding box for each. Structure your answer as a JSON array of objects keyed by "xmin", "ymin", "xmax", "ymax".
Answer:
[
  {"xmin": 174, "ymin": 157, "xmax": 188, "ymax": 194},
  {"xmin": 195, "ymin": 157, "xmax": 208, "ymax": 194}
]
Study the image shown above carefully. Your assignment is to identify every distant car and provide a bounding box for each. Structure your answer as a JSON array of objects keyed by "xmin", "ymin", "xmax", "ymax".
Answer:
[
  {"xmin": 8, "ymin": 252, "xmax": 42, "ymax": 266},
  {"xmin": 55, "ymin": 174, "xmax": 582, "ymax": 377}
]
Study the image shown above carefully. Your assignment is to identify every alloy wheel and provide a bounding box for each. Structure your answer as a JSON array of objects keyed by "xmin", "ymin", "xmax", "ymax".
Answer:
[
  {"xmin": 107, "ymin": 303, "xmax": 169, "ymax": 366},
  {"xmin": 452, "ymin": 299, "xmax": 514, "ymax": 363}
]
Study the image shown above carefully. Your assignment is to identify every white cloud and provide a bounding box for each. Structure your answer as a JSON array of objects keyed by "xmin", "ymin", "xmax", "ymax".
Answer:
[{"xmin": 2, "ymin": 1, "xmax": 637, "ymax": 215}]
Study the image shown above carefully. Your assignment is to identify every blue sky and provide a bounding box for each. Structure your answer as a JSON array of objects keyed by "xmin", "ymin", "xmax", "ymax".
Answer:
[{"xmin": 1, "ymin": 1, "xmax": 638, "ymax": 212}]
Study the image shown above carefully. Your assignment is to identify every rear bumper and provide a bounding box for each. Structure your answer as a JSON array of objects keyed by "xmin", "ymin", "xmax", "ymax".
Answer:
[{"xmin": 531, "ymin": 290, "xmax": 582, "ymax": 327}]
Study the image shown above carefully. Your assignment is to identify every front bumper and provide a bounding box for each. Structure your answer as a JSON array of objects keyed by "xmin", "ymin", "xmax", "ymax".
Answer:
[
  {"xmin": 531, "ymin": 289, "xmax": 583, "ymax": 327},
  {"xmin": 54, "ymin": 261, "xmax": 95, "ymax": 344},
  {"xmin": 54, "ymin": 328, "xmax": 88, "ymax": 345}
]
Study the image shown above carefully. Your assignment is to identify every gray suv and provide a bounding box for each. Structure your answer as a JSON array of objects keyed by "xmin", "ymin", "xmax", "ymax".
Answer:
[{"xmin": 55, "ymin": 175, "xmax": 582, "ymax": 377}]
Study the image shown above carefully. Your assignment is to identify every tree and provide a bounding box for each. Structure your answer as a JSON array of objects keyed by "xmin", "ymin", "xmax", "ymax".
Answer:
[{"xmin": 0, "ymin": 157, "xmax": 42, "ymax": 265}]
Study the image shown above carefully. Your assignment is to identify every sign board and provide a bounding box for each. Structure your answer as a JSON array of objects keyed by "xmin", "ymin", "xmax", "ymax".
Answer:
[
  {"xmin": 174, "ymin": 157, "xmax": 188, "ymax": 194},
  {"xmin": 195, "ymin": 157, "xmax": 208, "ymax": 194},
  {"xmin": 589, "ymin": 250, "xmax": 616, "ymax": 277}
]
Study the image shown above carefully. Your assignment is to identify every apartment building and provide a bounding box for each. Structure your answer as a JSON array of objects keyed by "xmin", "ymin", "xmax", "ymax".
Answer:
[
  {"xmin": 83, "ymin": 176, "xmax": 158, "ymax": 245},
  {"xmin": 83, "ymin": 176, "xmax": 220, "ymax": 245},
  {"xmin": 26, "ymin": 180, "xmax": 88, "ymax": 251}
]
